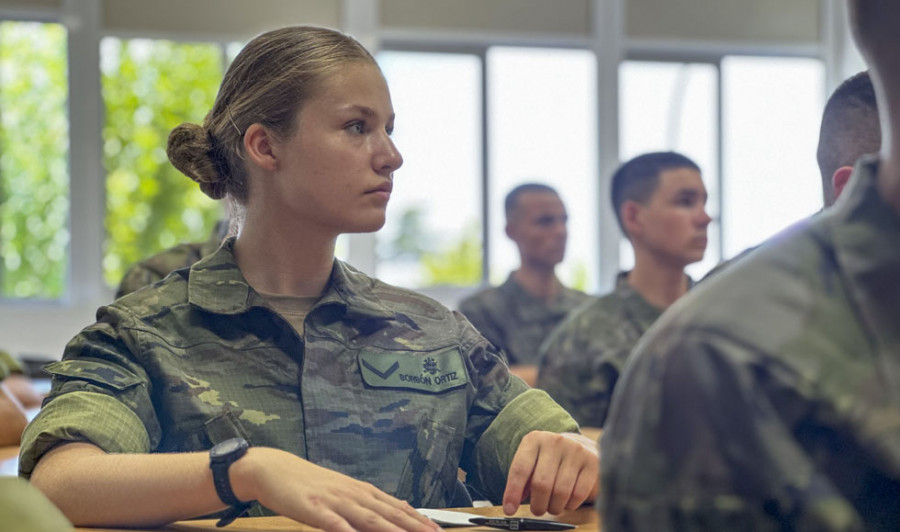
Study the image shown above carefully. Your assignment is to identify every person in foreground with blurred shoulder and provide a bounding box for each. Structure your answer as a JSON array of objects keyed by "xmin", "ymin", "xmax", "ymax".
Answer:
[
  {"xmin": 20, "ymin": 26, "xmax": 597, "ymax": 531},
  {"xmin": 538, "ymin": 152, "xmax": 710, "ymax": 428},
  {"xmin": 601, "ymin": 2, "xmax": 900, "ymax": 530},
  {"xmin": 458, "ymin": 184, "xmax": 589, "ymax": 387}
]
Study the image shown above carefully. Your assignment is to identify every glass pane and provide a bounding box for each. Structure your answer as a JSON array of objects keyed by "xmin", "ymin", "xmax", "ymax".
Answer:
[
  {"xmin": 101, "ymin": 38, "xmax": 224, "ymax": 286},
  {"xmin": 619, "ymin": 61, "xmax": 720, "ymax": 279},
  {"xmin": 488, "ymin": 47, "xmax": 598, "ymax": 292},
  {"xmin": 377, "ymin": 51, "xmax": 482, "ymax": 288},
  {"xmin": 0, "ymin": 22, "xmax": 69, "ymax": 299},
  {"xmin": 722, "ymin": 56, "xmax": 825, "ymax": 257}
]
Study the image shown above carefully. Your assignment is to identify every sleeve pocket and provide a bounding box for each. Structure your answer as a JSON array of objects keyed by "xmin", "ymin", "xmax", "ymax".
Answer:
[{"xmin": 45, "ymin": 359, "xmax": 143, "ymax": 393}]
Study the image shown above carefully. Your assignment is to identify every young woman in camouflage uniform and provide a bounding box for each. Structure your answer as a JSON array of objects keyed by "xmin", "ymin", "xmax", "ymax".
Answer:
[{"xmin": 21, "ymin": 26, "xmax": 598, "ymax": 531}]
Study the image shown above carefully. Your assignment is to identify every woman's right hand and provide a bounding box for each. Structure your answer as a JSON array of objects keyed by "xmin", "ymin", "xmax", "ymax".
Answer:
[{"xmin": 232, "ymin": 447, "xmax": 442, "ymax": 532}]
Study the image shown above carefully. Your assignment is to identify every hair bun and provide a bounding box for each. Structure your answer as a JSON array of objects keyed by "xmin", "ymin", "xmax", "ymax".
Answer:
[{"xmin": 167, "ymin": 122, "xmax": 228, "ymax": 200}]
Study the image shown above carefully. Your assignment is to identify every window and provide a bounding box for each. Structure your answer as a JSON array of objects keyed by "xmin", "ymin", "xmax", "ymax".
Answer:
[
  {"xmin": 488, "ymin": 47, "xmax": 598, "ymax": 292},
  {"xmin": 619, "ymin": 56, "xmax": 824, "ymax": 277},
  {"xmin": 722, "ymin": 56, "xmax": 824, "ymax": 257},
  {"xmin": 619, "ymin": 61, "xmax": 720, "ymax": 278},
  {"xmin": 0, "ymin": 22, "xmax": 69, "ymax": 299},
  {"xmin": 101, "ymin": 38, "xmax": 225, "ymax": 286},
  {"xmin": 377, "ymin": 47, "xmax": 598, "ymax": 293},
  {"xmin": 377, "ymin": 50, "xmax": 483, "ymax": 287}
]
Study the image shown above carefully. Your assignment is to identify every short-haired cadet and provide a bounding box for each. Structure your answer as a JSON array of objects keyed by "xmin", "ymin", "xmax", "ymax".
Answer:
[
  {"xmin": 459, "ymin": 183, "xmax": 589, "ymax": 386},
  {"xmin": 537, "ymin": 151, "xmax": 710, "ymax": 428},
  {"xmin": 817, "ymin": 70, "xmax": 881, "ymax": 206},
  {"xmin": 601, "ymin": 2, "xmax": 900, "ymax": 529}
]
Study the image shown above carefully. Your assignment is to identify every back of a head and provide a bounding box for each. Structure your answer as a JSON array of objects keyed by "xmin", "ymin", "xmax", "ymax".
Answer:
[
  {"xmin": 505, "ymin": 183, "xmax": 559, "ymax": 222},
  {"xmin": 166, "ymin": 26, "xmax": 376, "ymax": 207},
  {"xmin": 610, "ymin": 151, "xmax": 700, "ymax": 235},
  {"xmin": 816, "ymin": 71, "xmax": 880, "ymax": 206}
]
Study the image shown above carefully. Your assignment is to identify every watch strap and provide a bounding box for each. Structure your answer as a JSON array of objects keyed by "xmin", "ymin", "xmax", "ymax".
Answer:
[
  {"xmin": 215, "ymin": 502, "xmax": 251, "ymax": 528},
  {"xmin": 209, "ymin": 438, "xmax": 253, "ymax": 528},
  {"xmin": 210, "ymin": 459, "xmax": 245, "ymax": 507}
]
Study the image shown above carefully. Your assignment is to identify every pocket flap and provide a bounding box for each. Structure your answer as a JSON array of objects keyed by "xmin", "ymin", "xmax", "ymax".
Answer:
[
  {"xmin": 45, "ymin": 360, "xmax": 142, "ymax": 392},
  {"xmin": 359, "ymin": 348, "xmax": 468, "ymax": 394}
]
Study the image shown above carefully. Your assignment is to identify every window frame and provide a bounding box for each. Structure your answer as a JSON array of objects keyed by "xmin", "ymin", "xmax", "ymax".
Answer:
[{"xmin": 0, "ymin": 0, "xmax": 849, "ymax": 359}]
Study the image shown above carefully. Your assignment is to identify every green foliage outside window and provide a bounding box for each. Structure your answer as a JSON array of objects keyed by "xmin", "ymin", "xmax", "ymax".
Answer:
[
  {"xmin": 382, "ymin": 206, "xmax": 482, "ymax": 287},
  {"xmin": 0, "ymin": 22, "xmax": 69, "ymax": 299},
  {"xmin": 421, "ymin": 221, "xmax": 482, "ymax": 286},
  {"xmin": 101, "ymin": 38, "xmax": 224, "ymax": 286}
]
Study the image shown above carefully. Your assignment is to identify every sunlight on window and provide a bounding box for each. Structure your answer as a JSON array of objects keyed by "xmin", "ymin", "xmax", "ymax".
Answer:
[
  {"xmin": 722, "ymin": 56, "xmax": 825, "ymax": 257},
  {"xmin": 619, "ymin": 61, "xmax": 720, "ymax": 279},
  {"xmin": 377, "ymin": 51, "xmax": 483, "ymax": 288},
  {"xmin": 488, "ymin": 47, "xmax": 598, "ymax": 293}
]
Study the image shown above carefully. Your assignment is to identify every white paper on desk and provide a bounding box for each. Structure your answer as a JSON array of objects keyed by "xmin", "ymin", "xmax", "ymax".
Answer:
[{"xmin": 416, "ymin": 508, "xmax": 483, "ymax": 527}]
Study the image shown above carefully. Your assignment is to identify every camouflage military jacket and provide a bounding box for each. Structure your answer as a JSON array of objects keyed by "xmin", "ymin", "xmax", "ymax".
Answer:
[
  {"xmin": 536, "ymin": 274, "xmax": 661, "ymax": 427},
  {"xmin": 458, "ymin": 275, "xmax": 590, "ymax": 365},
  {"xmin": 115, "ymin": 219, "xmax": 229, "ymax": 299},
  {"xmin": 21, "ymin": 239, "xmax": 577, "ymax": 512},
  {"xmin": 601, "ymin": 157, "xmax": 900, "ymax": 531}
]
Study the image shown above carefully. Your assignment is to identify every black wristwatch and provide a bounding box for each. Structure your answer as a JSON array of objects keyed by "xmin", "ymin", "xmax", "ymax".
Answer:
[{"xmin": 209, "ymin": 437, "xmax": 253, "ymax": 527}]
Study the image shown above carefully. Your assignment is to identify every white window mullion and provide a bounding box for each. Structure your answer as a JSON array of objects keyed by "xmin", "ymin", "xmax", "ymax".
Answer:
[
  {"xmin": 64, "ymin": 0, "xmax": 109, "ymax": 304},
  {"xmin": 592, "ymin": 0, "xmax": 624, "ymax": 294}
]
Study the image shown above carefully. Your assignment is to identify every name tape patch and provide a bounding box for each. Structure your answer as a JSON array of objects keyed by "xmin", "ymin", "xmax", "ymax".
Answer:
[{"xmin": 358, "ymin": 348, "xmax": 468, "ymax": 393}]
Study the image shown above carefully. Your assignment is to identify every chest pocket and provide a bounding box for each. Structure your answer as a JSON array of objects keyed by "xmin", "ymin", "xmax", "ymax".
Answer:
[
  {"xmin": 358, "ymin": 347, "xmax": 469, "ymax": 393},
  {"xmin": 356, "ymin": 347, "xmax": 469, "ymax": 507}
]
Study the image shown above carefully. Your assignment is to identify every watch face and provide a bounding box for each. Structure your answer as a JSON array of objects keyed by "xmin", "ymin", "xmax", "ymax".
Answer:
[{"xmin": 211, "ymin": 437, "xmax": 247, "ymax": 459}]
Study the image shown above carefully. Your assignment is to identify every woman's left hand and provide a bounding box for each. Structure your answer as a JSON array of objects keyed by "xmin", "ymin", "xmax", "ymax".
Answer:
[{"xmin": 501, "ymin": 431, "xmax": 599, "ymax": 516}]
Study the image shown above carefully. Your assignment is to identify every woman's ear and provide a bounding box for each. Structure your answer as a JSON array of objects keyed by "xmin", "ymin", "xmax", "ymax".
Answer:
[{"xmin": 243, "ymin": 123, "xmax": 278, "ymax": 173}]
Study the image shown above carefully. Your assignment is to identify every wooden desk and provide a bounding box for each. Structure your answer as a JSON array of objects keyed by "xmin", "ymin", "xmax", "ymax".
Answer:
[
  {"xmin": 580, "ymin": 427, "xmax": 602, "ymax": 443},
  {"xmin": 0, "ymin": 445, "xmax": 19, "ymax": 476},
  {"xmin": 74, "ymin": 505, "xmax": 599, "ymax": 532}
]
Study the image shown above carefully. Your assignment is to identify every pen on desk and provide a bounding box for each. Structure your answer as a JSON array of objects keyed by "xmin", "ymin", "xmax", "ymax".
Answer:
[{"xmin": 469, "ymin": 517, "xmax": 576, "ymax": 531}]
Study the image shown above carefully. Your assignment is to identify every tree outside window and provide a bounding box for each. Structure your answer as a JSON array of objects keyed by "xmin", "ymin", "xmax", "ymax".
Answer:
[
  {"xmin": 101, "ymin": 38, "xmax": 224, "ymax": 287},
  {"xmin": 0, "ymin": 22, "xmax": 69, "ymax": 299}
]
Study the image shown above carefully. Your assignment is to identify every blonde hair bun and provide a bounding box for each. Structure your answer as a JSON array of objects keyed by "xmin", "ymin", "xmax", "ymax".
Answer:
[{"xmin": 167, "ymin": 122, "xmax": 228, "ymax": 200}]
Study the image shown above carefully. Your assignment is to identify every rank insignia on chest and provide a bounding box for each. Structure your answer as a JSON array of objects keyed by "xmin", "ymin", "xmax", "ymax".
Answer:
[{"xmin": 358, "ymin": 349, "xmax": 468, "ymax": 394}]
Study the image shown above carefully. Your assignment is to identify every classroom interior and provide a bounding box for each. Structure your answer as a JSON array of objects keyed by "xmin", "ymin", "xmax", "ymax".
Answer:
[{"xmin": 0, "ymin": 0, "xmax": 864, "ymax": 362}]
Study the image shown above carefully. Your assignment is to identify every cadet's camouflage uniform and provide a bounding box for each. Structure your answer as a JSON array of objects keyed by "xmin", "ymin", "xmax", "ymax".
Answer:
[
  {"xmin": 601, "ymin": 157, "xmax": 900, "ymax": 531},
  {"xmin": 20, "ymin": 239, "xmax": 578, "ymax": 514},
  {"xmin": 115, "ymin": 220, "xmax": 229, "ymax": 299},
  {"xmin": 458, "ymin": 275, "xmax": 590, "ymax": 365},
  {"xmin": 536, "ymin": 273, "xmax": 661, "ymax": 427}
]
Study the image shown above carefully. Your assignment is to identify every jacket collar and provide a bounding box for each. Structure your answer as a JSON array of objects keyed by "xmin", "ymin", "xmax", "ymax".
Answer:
[
  {"xmin": 612, "ymin": 271, "xmax": 666, "ymax": 328},
  {"xmin": 188, "ymin": 238, "xmax": 395, "ymax": 320}
]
